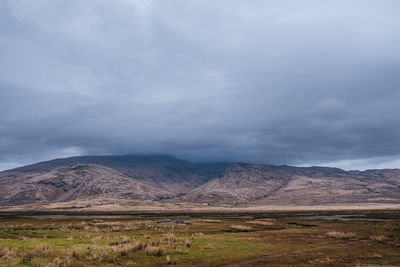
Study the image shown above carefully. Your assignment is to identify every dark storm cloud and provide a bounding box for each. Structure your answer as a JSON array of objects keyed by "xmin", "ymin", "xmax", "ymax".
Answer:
[{"xmin": 1, "ymin": 0, "xmax": 400, "ymax": 170}]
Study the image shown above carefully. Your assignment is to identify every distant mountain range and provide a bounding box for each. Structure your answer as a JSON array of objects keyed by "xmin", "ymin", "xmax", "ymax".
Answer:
[{"xmin": 1, "ymin": 155, "xmax": 400, "ymax": 209}]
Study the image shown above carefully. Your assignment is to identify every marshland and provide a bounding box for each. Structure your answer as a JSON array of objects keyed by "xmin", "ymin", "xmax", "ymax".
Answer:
[{"xmin": 0, "ymin": 210, "xmax": 399, "ymax": 266}]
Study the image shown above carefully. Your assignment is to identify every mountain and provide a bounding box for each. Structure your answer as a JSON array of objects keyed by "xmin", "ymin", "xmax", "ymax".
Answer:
[
  {"xmin": 0, "ymin": 155, "xmax": 228, "ymax": 206},
  {"xmin": 1, "ymin": 155, "xmax": 400, "ymax": 209},
  {"xmin": 181, "ymin": 163, "xmax": 400, "ymax": 206}
]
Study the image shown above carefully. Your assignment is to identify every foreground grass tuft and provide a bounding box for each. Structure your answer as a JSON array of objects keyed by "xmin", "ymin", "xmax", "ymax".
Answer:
[{"xmin": 145, "ymin": 246, "xmax": 163, "ymax": 256}]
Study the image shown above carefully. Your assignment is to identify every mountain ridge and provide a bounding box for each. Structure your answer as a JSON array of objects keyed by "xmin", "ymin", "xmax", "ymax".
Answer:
[{"xmin": 1, "ymin": 154, "xmax": 400, "ymax": 209}]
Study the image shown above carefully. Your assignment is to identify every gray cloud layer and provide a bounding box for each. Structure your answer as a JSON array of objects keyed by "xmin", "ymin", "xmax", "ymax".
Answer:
[{"xmin": 1, "ymin": 0, "xmax": 400, "ymax": 170}]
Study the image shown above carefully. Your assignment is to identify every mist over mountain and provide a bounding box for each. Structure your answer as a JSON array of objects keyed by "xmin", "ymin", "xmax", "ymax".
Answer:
[{"xmin": 2, "ymin": 1, "xmax": 400, "ymax": 171}]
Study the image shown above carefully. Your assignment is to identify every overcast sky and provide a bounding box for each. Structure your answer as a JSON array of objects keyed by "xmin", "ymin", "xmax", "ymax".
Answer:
[{"xmin": 1, "ymin": 0, "xmax": 400, "ymax": 171}]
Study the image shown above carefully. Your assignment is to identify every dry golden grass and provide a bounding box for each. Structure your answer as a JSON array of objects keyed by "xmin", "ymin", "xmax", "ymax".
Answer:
[
  {"xmin": 45, "ymin": 256, "xmax": 74, "ymax": 267},
  {"xmin": 70, "ymin": 221, "xmax": 140, "ymax": 233},
  {"xmin": 20, "ymin": 236, "xmax": 29, "ymax": 242},
  {"xmin": 185, "ymin": 238, "xmax": 191, "ymax": 248},
  {"xmin": 71, "ymin": 246, "xmax": 86, "ymax": 260},
  {"xmin": 0, "ymin": 246, "xmax": 16, "ymax": 259},
  {"xmin": 308, "ymin": 256, "xmax": 333, "ymax": 264},
  {"xmin": 230, "ymin": 224, "xmax": 253, "ymax": 231},
  {"xmin": 21, "ymin": 250, "xmax": 35, "ymax": 263},
  {"xmin": 369, "ymin": 235, "xmax": 388, "ymax": 241},
  {"xmin": 70, "ymin": 245, "xmax": 119, "ymax": 263},
  {"xmin": 166, "ymin": 254, "xmax": 176, "ymax": 265},
  {"xmin": 116, "ymin": 241, "xmax": 145, "ymax": 256},
  {"xmin": 90, "ymin": 235, "xmax": 103, "ymax": 244},
  {"xmin": 202, "ymin": 243, "xmax": 217, "ymax": 250},
  {"xmin": 109, "ymin": 235, "xmax": 132, "ymax": 245},
  {"xmin": 246, "ymin": 220, "xmax": 274, "ymax": 226},
  {"xmin": 31, "ymin": 244, "xmax": 54, "ymax": 257},
  {"xmin": 326, "ymin": 231, "xmax": 357, "ymax": 239},
  {"xmin": 145, "ymin": 246, "xmax": 163, "ymax": 256},
  {"xmin": 164, "ymin": 233, "xmax": 176, "ymax": 246}
]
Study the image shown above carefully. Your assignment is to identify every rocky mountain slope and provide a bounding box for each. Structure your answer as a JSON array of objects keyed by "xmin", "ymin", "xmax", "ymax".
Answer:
[
  {"xmin": 1, "ymin": 155, "xmax": 400, "ymax": 207},
  {"xmin": 181, "ymin": 164, "xmax": 400, "ymax": 205}
]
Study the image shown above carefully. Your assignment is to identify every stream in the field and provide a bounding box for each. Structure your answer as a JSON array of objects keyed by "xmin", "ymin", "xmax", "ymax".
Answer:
[
  {"xmin": 0, "ymin": 212, "xmax": 398, "ymax": 221},
  {"xmin": 295, "ymin": 214, "xmax": 364, "ymax": 220}
]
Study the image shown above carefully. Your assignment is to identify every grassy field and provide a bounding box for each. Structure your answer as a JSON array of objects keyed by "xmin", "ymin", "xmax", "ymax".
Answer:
[{"xmin": 0, "ymin": 210, "xmax": 399, "ymax": 266}]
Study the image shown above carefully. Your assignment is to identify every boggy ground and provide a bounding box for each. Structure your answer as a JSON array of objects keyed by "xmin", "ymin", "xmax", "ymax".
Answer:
[{"xmin": 0, "ymin": 210, "xmax": 399, "ymax": 266}]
